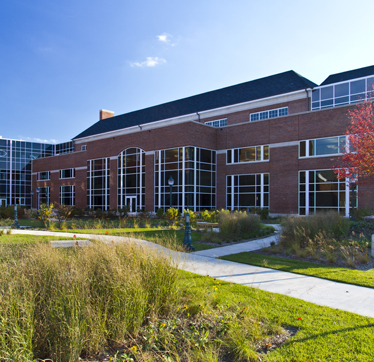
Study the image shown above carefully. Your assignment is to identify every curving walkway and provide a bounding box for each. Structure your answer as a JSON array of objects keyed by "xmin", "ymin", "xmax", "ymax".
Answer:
[{"xmin": 10, "ymin": 229, "xmax": 374, "ymax": 319}]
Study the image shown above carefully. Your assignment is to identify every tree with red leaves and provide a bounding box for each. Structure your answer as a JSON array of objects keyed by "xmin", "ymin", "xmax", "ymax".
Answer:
[{"xmin": 334, "ymin": 100, "xmax": 374, "ymax": 181}]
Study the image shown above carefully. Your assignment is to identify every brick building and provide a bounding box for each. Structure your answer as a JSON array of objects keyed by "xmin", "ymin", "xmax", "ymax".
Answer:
[{"xmin": 32, "ymin": 65, "xmax": 374, "ymax": 216}]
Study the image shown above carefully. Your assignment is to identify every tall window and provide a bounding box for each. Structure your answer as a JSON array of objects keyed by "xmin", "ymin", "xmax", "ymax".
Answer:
[
  {"xmin": 59, "ymin": 185, "xmax": 75, "ymax": 206},
  {"xmin": 155, "ymin": 147, "xmax": 216, "ymax": 212},
  {"xmin": 117, "ymin": 148, "xmax": 145, "ymax": 212},
  {"xmin": 87, "ymin": 158, "xmax": 110, "ymax": 210},
  {"xmin": 299, "ymin": 169, "xmax": 355, "ymax": 216},
  {"xmin": 227, "ymin": 173, "xmax": 269, "ymax": 210},
  {"xmin": 38, "ymin": 187, "xmax": 50, "ymax": 208}
]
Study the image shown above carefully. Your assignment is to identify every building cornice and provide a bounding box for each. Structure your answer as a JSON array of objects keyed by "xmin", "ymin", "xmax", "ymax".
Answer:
[{"xmin": 74, "ymin": 89, "xmax": 309, "ymax": 144}]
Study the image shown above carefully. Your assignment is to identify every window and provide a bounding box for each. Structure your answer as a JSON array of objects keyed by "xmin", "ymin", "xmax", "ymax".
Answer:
[
  {"xmin": 312, "ymin": 75, "xmax": 374, "ymax": 110},
  {"xmin": 250, "ymin": 107, "xmax": 288, "ymax": 122},
  {"xmin": 227, "ymin": 173, "xmax": 269, "ymax": 210},
  {"xmin": 87, "ymin": 158, "xmax": 110, "ymax": 210},
  {"xmin": 59, "ymin": 185, "xmax": 75, "ymax": 206},
  {"xmin": 299, "ymin": 136, "xmax": 346, "ymax": 158},
  {"xmin": 205, "ymin": 118, "xmax": 227, "ymax": 128},
  {"xmin": 37, "ymin": 171, "xmax": 50, "ymax": 181},
  {"xmin": 227, "ymin": 145, "xmax": 269, "ymax": 164},
  {"xmin": 155, "ymin": 147, "xmax": 216, "ymax": 212},
  {"xmin": 118, "ymin": 148, "xmax": 145, "ymax": 212},
  {"xmin": 299, "ymin": 170, "xmax": 355, "ymax": 216},
  {"xmin": 59, "ymin": 168, "xmax": 75, "ymax": 179},
  {"xmin": 81, "ymin": 145, "xmax": 87, "ymax": 151}
]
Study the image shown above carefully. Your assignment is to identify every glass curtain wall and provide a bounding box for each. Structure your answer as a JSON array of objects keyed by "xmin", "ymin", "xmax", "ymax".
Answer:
[
  {"xmin": 117, "ymin": 148, "xmax": 145, "ymax": 212},
  {"xmin": 0, "ymin": 139, "xmax": 54, "ymax": 207},
  {"xmin": 87, "ymin": 158, "xmax": 110, "ymax": 210},
  {"xmin": 227, "ymin": 173, "xmax": 269, "ymax": 210},
  {"xmin": 299, "ymin": 169, "xmax": 355, "ymax": 216},
  {"xmin": 155, "ymin": 147, "xmax": 216, "ymax": 212}
]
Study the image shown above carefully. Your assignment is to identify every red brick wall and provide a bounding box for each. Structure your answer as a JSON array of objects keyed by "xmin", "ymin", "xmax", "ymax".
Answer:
[{"xmin": 33, "ymin": 103, "xmax": 374, "ymax": 214}]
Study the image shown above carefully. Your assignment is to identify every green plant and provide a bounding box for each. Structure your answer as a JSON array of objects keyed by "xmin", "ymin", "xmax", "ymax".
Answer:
[
  {"xmin": 165, "ymin": 207, "xmax": 179, "ymax": 225},
  {"xmin": 353, "ymin": 208, "xmax": 373, "ymax": 221},
  {"xmin": 156, "ymin": 207, "xmax": 164, "ymax": 219},
  {"xmin": 37, "ymin": 203, "xmax": 54, "ymax": 228}
]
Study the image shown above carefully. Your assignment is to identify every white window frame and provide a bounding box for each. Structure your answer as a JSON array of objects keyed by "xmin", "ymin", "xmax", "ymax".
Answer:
[
  {"xmin": 227, "ymin": 145, "xmax": 270, "ymax": 164},
  {"xmin": 250, "ymin": 107, "xmax": 288, "ymax": 122},
  {"xmin": 299, "ymin": 135, "xmax": 347, "ymax": 158}
]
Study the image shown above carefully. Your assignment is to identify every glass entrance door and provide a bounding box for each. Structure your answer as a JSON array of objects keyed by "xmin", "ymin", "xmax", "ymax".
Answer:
[
  {"xmin": 0, "ymin": 199, "xmax": 6, "ymax": 207},
  {"xmin": 125, "ymin": 196, "xmax": 137, "ymax": 213}
]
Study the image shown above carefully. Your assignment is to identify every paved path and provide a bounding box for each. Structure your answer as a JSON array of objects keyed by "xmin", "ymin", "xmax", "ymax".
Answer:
[{"xmin": 10, "ymin": 229, "xmax": 374, "ymax": 319}]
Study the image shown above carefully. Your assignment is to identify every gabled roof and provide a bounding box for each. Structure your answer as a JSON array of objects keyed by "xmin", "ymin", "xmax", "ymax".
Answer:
[
  {"xmin": 320, "ymin": 65, "xmax": 374, "ymax": 86},
  {"xmin": 74, "ymin": 70, "xmax": 316, "ymax": 140}
]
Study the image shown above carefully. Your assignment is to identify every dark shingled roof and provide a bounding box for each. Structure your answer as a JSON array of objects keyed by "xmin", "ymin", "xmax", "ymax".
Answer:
[
  {"xmin": 74, "ymin": 70, "xmax": 316, "ymax": 139},
  {"xmin": 320, "ymin": 65, "xmax": 374, "ymax": 86}
]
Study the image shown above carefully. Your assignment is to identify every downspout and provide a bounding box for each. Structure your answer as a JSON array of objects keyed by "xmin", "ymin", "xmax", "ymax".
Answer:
[
  {"xmin": 305, "ymin": 88, "xmax": 310, "ymax": 111},
  {"xmin": 196, "ymin": 112, "xmax": 200, "ymax": 122}
]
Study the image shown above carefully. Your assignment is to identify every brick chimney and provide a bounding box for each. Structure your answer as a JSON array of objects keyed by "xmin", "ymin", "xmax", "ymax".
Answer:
[{"xmin": 100, "ymin": 109, "xmax": 114, "ymax": 120}]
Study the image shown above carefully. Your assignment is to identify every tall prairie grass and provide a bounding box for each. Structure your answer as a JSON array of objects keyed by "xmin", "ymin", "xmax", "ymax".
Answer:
[
  {"xmin": 0, "ymin": 241, "xmax": 179, "ymax": 362},
  {"xmin": 219, "ymin": 212, "xmax": 263, "ymax": 240},
  {"xmin": 278, "ymin": 211, "xmax": 369, "ymax": 267}
]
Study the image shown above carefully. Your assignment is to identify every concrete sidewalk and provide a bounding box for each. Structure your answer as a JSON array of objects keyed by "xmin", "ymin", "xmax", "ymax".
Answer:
[{"xmin": 10, "ymin": 229, "xmax": 374, "ymax": 319}]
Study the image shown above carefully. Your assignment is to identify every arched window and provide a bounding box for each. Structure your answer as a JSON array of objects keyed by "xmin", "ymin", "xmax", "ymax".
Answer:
[{"xmin": 117, "ymin": 148, "xmax": 145, "ymax": 212}]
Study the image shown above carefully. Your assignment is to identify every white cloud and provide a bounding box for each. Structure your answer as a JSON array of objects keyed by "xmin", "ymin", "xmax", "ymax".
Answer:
[
  {"xmin": 157, "ymin": 33, "xmax": 170, "ymax": 43},
  {"xmin": 130, "ymin": 57, "xmax": 166, "ymax": 68},
  {"xmin": 157, "ymin": 33, "xmax": 179, "ymax": 46},
  {"xmin": 21, "ymin": 136, "xmax": 58, "ymax": 144}
]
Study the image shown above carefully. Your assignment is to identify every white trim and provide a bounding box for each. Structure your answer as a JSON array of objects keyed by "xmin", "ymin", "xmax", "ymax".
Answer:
[
  {"xmin": 74, "ymin": 89, "xmax": 308, "ymax": 144},
  {"xmin": 110, "ymin": 156, "xmax": 117, "ymax": 160},
  {"xmin": 75, "ymin": 166, "xmax": 87, "ymax": 171},
  {"xmin": 145, "ymin": 151, "xmax": 155, "ymax": 156},
  {"xmin": 216, "ymin": 150, "xmax": 226, "ymax": 154},
  {"xmin": 270, "ymin": 141, "xmax": 299, "ymax": 148}
]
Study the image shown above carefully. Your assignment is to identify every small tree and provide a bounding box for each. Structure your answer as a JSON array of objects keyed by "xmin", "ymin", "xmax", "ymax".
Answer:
[
  {"xmin": 334, "ymin": 100, "xmax": 374, "ymax": 180},
  {"xmin": 54, "ymin": 203, "xmax": 74, "ymax": 229},
  {"xmin": 38, "ymin": 203, "xmax": 54, "ymax": 228}
]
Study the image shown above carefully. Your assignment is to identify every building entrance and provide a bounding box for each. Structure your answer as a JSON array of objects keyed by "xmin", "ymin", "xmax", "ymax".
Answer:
[
  {"xmin": 125, "ymin": 196, "xmax": 137, "ymax": 213},
  {"xmin": 0, "ymin": 199, "xmax": 6, "ymax": 207}
]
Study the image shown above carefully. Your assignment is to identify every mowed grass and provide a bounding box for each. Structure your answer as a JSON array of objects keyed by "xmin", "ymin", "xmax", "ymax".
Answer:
[
  {"xmin": 221, "ymin": 252, "xmax": 374, "ymax": 289},
  {"xmin": 184, "ymin": 271, "xmax": 374, "ymax": 361},
  {"xmin": 0, "ymin": 233, "xmax": 86, "ymax": 245},
  {"xmin": 0, "ymin": 234, "xmax": 373, "ymax": 360}
]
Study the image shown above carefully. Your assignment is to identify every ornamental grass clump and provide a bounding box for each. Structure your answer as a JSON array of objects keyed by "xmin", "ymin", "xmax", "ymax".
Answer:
[
  {"xmin": 280, "ymin": 211, "xmax": 350, "ymax": 249},
  {"xmin": 0, "ymin": 240, "xmax": 180, "ymax": 362},
  {"xmin": 219, "ymin": 212, "xmax": 262, "ymax": 240}
]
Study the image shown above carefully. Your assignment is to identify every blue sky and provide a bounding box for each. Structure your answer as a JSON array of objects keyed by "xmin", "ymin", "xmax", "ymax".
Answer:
[{"xmin": 1, "ymin": 0, "xmax": 374, "ymax": 143}]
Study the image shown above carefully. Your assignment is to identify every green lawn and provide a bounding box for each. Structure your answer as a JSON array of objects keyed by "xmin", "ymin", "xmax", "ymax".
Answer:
[
  {"xmin": 0, "ymin": 234, "xmax": 86, "ymax": 245},
  {"xmin": 183, "ymin": 271, "xmax": 374, "ymax": 361},
  {"xmin": 221, "ymin": 252, "xmax": 374, "ymax": 289}
]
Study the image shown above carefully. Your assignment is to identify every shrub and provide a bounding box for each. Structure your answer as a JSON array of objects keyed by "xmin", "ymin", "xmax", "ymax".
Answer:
[
  {"xmin": 165, "ymin": 207, "xmax": 179, "ymax": 224},
  {"xmin": 37, "ymin": 203, "xmax": 54, "ymax": 228},
  {"xmin": 183, "ymin": 209, "xmax": 196, "ymax": 226},
  {"xmin": 0, "ymin": 206, "xmax": 14, "ymax": 219},
  {"xmin": 156, "ymin": 207, "xmax": 164, "ymax": 219},
  {"xmin": 353, "ymin": 208, "xmax": 373, "ymax": 221}
]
